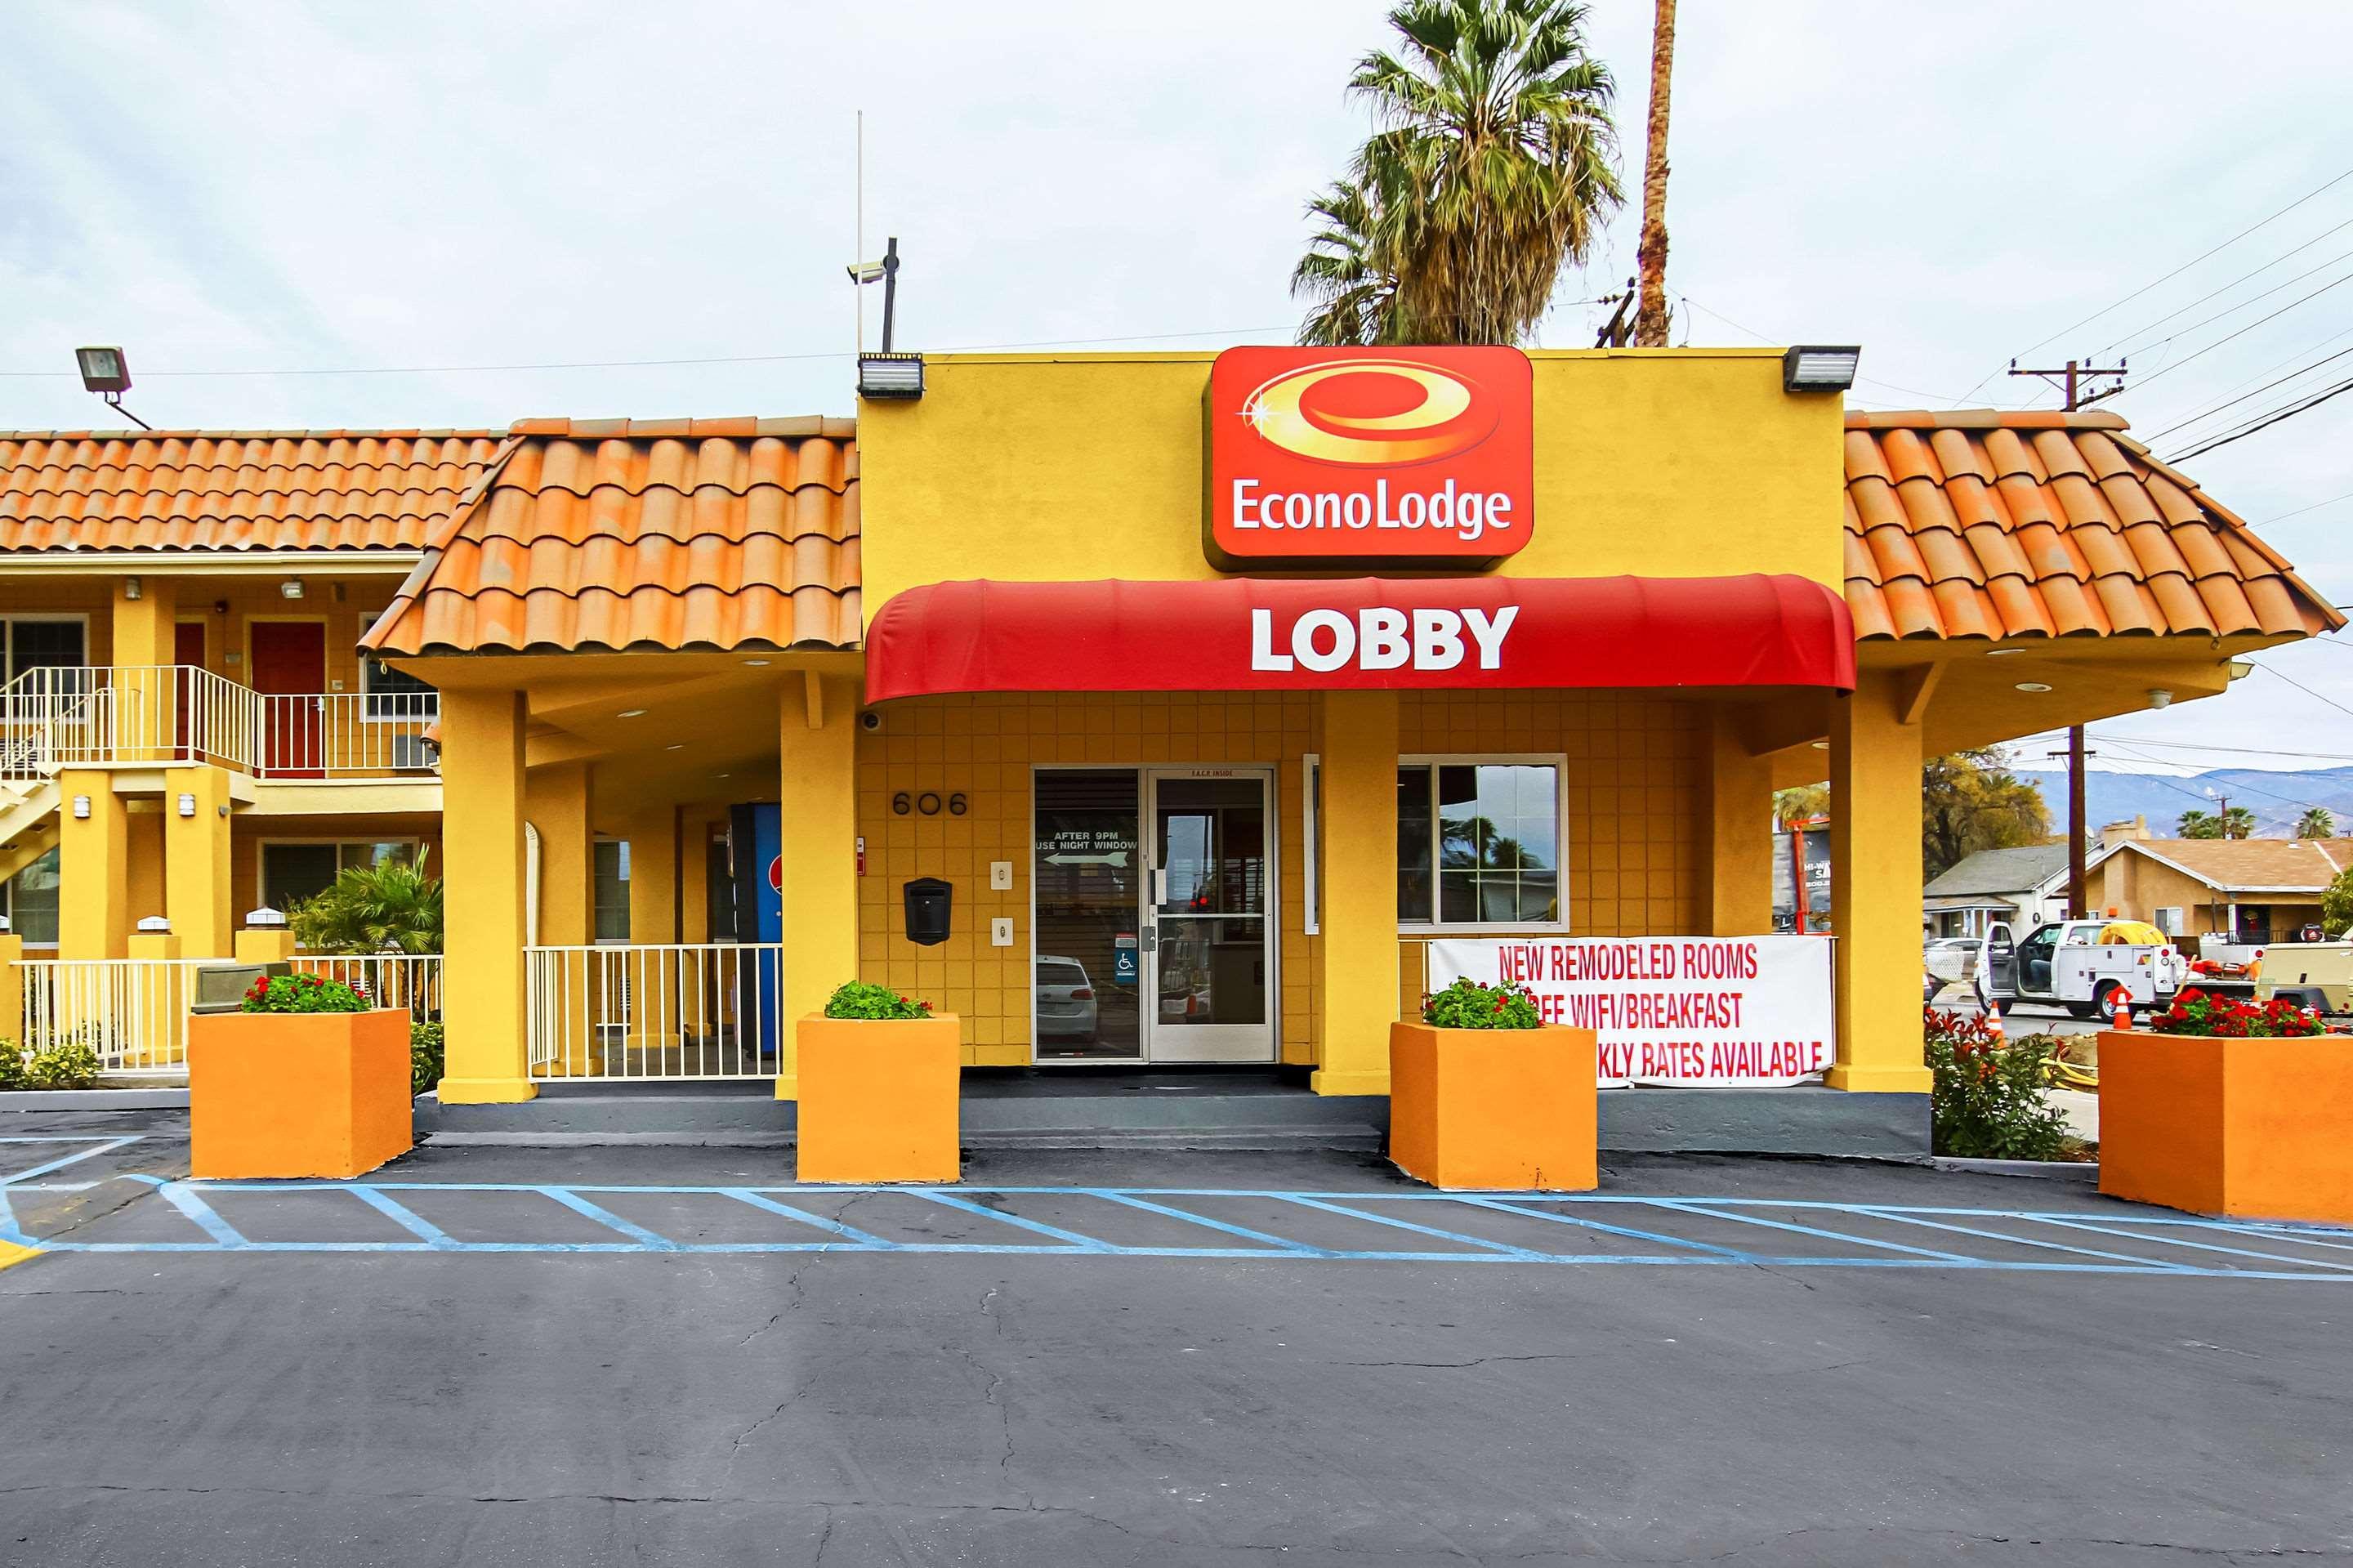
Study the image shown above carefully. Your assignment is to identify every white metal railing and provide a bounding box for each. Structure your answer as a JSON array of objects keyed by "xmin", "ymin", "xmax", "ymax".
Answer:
[
  {"xmin": 20, "ymin": 958, "xmax": 212, "ymax": 1077},
  {"xmin": 290, "ymin": 953, "xmax": 444, "ymax": 1021},
  {"xmin": 526, "ymin": 944, "xmax": 785, "ymax": 1081},
  {"xmin": 0, "ymin": 665, "xmax": 435, "ymax": 781}
]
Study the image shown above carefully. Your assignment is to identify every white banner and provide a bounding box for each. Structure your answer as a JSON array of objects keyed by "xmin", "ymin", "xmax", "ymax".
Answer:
[{"xmin": 1428, "ymin": 936, "xmax": 1836, "ymax": 1088}]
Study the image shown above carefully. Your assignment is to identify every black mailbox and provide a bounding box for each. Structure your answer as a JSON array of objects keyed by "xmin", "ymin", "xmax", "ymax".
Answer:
[{"xmin": 904, "ymin": 877, "xmax": 953, "ymax": 946}]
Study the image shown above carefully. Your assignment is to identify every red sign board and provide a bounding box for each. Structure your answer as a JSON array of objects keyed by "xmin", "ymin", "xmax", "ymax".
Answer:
[{"xmin": 1205, "ymin": 345, "xmax": 1534, "ymax": 567}]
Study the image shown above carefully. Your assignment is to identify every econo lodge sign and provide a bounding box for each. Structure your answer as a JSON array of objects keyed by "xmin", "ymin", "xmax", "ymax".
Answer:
[{"xmin": 1206, "ymin": 346, "xmax": 1534, "ymax": 566}]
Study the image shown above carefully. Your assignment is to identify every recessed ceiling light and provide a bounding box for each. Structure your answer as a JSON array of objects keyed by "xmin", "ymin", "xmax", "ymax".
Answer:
[
  {"xmin": 1985, "ymin": 647, "xmax": 2025, "ymax": 657},
  {"xmin": 665, "ymin": 744, "xmax": 684, "ymax": 751},
  {"xmin": 2015, "ymin": 681, "xmax": 2052, "ymax": 693},
  {"xmin": 715, "ymin": 772, "xmax": 730, "ymax": 779},
  {"xmin": 743, "ymin": 658, "xmax": 771, "ymax": 668},
  {"xmin": 618, "ymin": 708, "xmax": 647, "ymax": 718},
  {"xmin": 1810, "ymin": 740, "xmax": 1828, "ymax": 750}
]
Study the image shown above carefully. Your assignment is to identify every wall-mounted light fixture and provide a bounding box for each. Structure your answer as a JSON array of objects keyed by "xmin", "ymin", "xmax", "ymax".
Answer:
[
  {"xmin": 71, "ymin": 794, "xmax": 91, "ymax": 819},
  {"xmin": 177, "ymin": 792, "xmax": 197, "ymax": 817},
  {"xmin": 280, "ymin": 579, "xmax": 306, "ymax": 601},
  {"xmin": 123, "ymin": 576, "xmax": 143, "ymax": 601},
  {"xmin": 1783, "ymin": 345, "xmax": 1861, "ymax": 393},
  {"xmin": 245, "ymin": 906, "xmax": 288, "ymax": 929},
  {"xmin": 857, "ymin": 351, "xmax": 925, "ymax": 400}
]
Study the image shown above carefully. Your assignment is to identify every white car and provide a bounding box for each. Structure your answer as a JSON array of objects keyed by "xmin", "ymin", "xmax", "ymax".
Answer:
[
  {"xmin": 1034, "ymin": 956, "xmax": 1099, "ymax": 1042},
  {"xmin": 1923, "ymin": 937, "xmax": 1983, "ymax": 985}
]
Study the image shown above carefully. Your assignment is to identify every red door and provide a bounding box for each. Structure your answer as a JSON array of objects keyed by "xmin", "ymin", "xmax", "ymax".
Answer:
[
  {"xmin": 173, "ymin": 623, "xmax": 205, "ymax": 758},
  {"xmin": 250, "ymin": 622, "xmax": 326, "ymax": 775}
]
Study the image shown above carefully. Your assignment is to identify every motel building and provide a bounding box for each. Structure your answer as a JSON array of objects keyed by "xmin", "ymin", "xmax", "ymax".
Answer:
[{"xmin": 1, "ymin": 347, "xmax": 2337, "ymax": 1149}]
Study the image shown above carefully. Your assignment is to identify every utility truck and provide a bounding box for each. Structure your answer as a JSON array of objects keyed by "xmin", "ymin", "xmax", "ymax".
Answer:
[
  {"xmin": 1976, "ymin": 918, "xmax": 2186, "ymax": 1019},
  {"xmin": 2181, "ymin": 940, "xmax": 2353, "ymax": 1016}
]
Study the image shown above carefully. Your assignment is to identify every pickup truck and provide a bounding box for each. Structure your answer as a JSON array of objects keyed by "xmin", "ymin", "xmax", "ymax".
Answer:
[{"xmin": 1976, "ymin": 918, "xmax": 2186, "ymax": 1019}]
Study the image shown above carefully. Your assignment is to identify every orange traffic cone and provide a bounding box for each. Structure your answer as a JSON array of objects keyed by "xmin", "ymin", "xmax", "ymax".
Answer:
[
  {"xmin": 2110, "ymin": 986, "xmax": 2133, "ymax": 1032},
  {"xmin": 1982, "ymin": 1002, "xmax": 2007, "ymax": 1040}
]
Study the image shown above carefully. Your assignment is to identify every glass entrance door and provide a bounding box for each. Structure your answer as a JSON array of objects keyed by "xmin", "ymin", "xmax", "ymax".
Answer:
[
  {"xmin": 1032, "ymin": 769, "xmax": 1145, "ymax": 1061},
  {"xmin": 1145, "ymin": 768, "xmax": 1275, "ymax": 1064}
]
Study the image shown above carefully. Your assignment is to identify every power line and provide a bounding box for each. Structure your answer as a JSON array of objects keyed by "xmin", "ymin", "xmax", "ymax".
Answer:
[
  {"xmin": 0, "ymin": 324, "xmax": 1296, "ymax": 380},
  {"xmin": 2248, "ymin": 488, "xmax": 2353, "ymax": 528},
  {"xmin": 2254, "ymin": 659, "xmax": 2353, "ymax": 721},
  {"xmin": 2127, "ymin": 268, "xmax": 2353, "ymax": 392},
  {"xmin": 2165, "ymin": 373, "xmax": 2353, "ymax": 462},
  {"xmin": 2138, "ymin": 320, "xmax": 2353, "ymax": 436},
  {"xmin": 2142, "ymin": 343, "xmax": 2353, "ymax": 443},
  {"xmin": 2092, "ymin": 739, "xmax": 2340, "ymax": 816},
  {"xmin": 2092, "ymin": 213, "xmax": 2353, "ymax": 357},
  {"xmin": 1950, "ymin": 161, "xmax": 2353, "ymax": 405},
  {"xmin": 2110, "ymin": 248, "xmax": 2353, "ymax": 361},
  {"xmin": 1679, "ymin": 297, "xmax": 1964, "ymax": 402},
  {"xmin": 2087, "ymin": 732, "xmax": 2353, "ymax": 765}
]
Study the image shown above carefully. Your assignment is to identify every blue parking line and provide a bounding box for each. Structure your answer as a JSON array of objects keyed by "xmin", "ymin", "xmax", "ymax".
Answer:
[
  {"xmin": 2025, "ymin": 1215, "xmax": 2353, "ymax": 1273},
  {"xmin": 911, "ymin": 1189, "xmax": 1114, "ymax": 1251},
  {"xmin": 723, "ymin": 1189, "xmax": 895, "ymax": 1248},
  {"xmin": 1456, "ymin": 1196, "xmax": 1757, "ymax": 1260},
  {"xmin": 1088, "ymin": 1190, "xmax": 1329, "ymax": 1257},
  {"xmin": 0, "ymin": 1137, "xmax": 143, "ymax": 1186},
  {"xmin": 535, "ymin": 1186, "xmax": 681, "ymax": 1251},
  {"xmin": 1856, "ymin": 1208, "xmax": 2195, "ymax": 1271},
  {"xmin": 343, "ymin": 1185, "xmax": 459, "ymax": 1249},
  {"xmin": 1276, "ymin": 1194, "xmax": 1552, "ymax": 1261},
  {"xmin": 1639, "ymin": 1199, "xmax": 1976, "ymax": 1263},
  {"xmin": 159, "ymin": 1185, "xmax": 248, "ymax": 1246}
]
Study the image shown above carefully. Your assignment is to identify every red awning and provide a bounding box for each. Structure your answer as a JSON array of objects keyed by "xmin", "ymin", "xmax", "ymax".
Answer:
[{"xmin": 865, "ymin": 574, "xmax": 1855, "ymax": 701}]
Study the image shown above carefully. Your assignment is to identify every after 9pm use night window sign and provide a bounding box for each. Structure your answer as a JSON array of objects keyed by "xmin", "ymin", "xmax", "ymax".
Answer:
[{"xmin": 1205, "ymin": 345, "xmax": 1534, "ymax": 568}]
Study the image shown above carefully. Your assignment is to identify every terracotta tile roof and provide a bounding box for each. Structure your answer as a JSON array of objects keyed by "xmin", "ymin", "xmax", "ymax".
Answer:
[
  {"xmin": 0, "ymin": 430, "xmax": 503, "ymax": 553},
  {"xmin": 2105, "ymin": 836, "xmax": 2353, "ymax": 893},
  {"xmin": 1843, "ymin": 409, "xmax": 2343, "ymax": 641},
  {"xmin": 361, "ymin": 416, "xmax": 859, "ymax": 655}
]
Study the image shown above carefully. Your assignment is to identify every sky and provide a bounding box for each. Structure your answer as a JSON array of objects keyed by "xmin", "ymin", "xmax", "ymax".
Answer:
[{"xmin": 3, "ymin": 1, "xmax": 2350, "ymax": 778}]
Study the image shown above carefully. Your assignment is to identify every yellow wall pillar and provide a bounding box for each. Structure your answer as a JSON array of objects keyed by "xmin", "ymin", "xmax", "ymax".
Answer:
[
  {"xmin": 1828, "ymin": 671, "xmax": 1931, "ymax": 1094},
  {"xmin": 681, "ymin": 809, "xmax": 713, "ymax": 945},
  {"xmin": 57, "ymin": 771, "xmax": 127, "ymax": 959},
  {"xmin": 163, "ymin": 765, "xmax": 235, "ymax": 958},
  {"xmin": 109, "ymin": 579, "xmax": 179, "ymax": 762},
  {"xmin": 128, "ymin": 927, "xmax": 184, "ymax": 1065},
  {"xmin": 1314, "ymin": 690, "xmax": 1399, "ymax": 1097},
  {"xmin": 438, "ymin": 689, "xmax": 534, "ymax": 1103},
  {"xmin": 1705, "ymin": 708, "xmax": 1775, "ymax": 936},
  {"xmin": 775, "ymin": 673, "xmax": 859, "ymax": 1100},
  {"xmin": 527, "ymin": 762, "xmax": 600, "ymax": 1075},
  {"xmin": 126, "ymin": 807, "xmax": 165, "ymax": 929},
  {"xmin": 0, "ymin": 933, "xmax": 22, "ymax": 1053},
  {"xmin": 234, "ymin": 926, "xmax": 298, "ymax": 964},
  {"xmin": 625, "ymin": 806, "xmax": 679, "ymax": 946}
]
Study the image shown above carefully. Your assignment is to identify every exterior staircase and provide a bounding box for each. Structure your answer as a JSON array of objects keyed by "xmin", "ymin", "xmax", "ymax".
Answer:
[{"xmin": 0, "ymin": 777, "xmax": 58, "ymax": 882}]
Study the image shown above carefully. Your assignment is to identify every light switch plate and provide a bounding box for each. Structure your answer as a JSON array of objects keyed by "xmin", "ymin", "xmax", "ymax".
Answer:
[
  {"xmin": 989, "ymin": 860, "xmax": 1013, "ymax": 891},
  {"xmin": 990, "ymin": 918, "xmax": 1014, "ymax": 947}
]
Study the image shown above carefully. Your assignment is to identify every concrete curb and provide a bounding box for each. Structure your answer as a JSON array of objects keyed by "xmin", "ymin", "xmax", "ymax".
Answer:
[
  {"xmin": 0, "ymin": 1087, "xmax": 191, "ymax": 1111},
  {"xmin": 1932, "ymin": 1155, "xmax": 2099, "ymax": 1183}
]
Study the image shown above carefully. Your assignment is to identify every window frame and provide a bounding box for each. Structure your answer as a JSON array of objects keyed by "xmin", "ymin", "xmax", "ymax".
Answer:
[
  {"xmin": 592, "ymin": 837, "xmax": 632, "ymax": 945},
  {"xmin": 1395, "ymin": 753, "xmax": 1570, "ymax": 936},
  {"xmin": 1, "ymin": 614, "xmax": 91, "ymax": 684},
  {"xmin": 255, "ymin": 837, "xmax": 422, "ymax": 914}
]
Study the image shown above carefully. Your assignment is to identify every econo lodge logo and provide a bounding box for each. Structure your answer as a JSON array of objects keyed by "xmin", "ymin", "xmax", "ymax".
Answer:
[{"xmin": 1206, "ymin": 344, "xmax": 1534, "ymax": 566}]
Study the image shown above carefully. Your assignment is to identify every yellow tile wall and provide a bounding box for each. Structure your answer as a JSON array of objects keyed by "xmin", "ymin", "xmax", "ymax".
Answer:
[
  {"xmin": 1395, "ymin": 690, "xmax": 1706, "ymax": 1014},
  {"xmin": 854, "ymin": 692, "xmax": 1319, "ymax": 1066}
]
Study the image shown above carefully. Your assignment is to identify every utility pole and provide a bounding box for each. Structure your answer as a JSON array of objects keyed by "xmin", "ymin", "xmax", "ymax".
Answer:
[
  {"xmin": 1632, "ymin": 0, "xmax": 1677, "ymax": 347},
  {"xmin": 2012, "ymin": 356, "xmax": 2128, "ymax": 918}
]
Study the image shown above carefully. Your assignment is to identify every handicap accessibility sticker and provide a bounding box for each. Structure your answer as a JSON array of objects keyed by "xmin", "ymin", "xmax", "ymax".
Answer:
[{"xmin": 1114, "ymin": 933, "xmax": 1140, "ymax": 985}]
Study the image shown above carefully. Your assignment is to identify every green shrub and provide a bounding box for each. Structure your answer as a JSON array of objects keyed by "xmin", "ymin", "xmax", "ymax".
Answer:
[
  {"xmin": 410, "ymin": 1021, "xmax": 444, "ymax": 1095},
  {"xmin": 1922, "ymin": 1007, "xmax": 2072, "ymax": 1160},
  {"xmin": 821, "ymin": 981, "xmax": 935, "ymax": 1021},
  {"xmin": 1422, "ymin": 977, "xmax": 1544, "ymax": 1030},
  {"xmin": 241, "ymin": 972, "xmax": 370, "ymax": 1014},
  {"xmin": 23, "ymin": 1039, "xmax": 100, "ymax": 1092},
  {"xmin": 0, "ymin": 1041, "xmax": 24, "ymax": 1092}
]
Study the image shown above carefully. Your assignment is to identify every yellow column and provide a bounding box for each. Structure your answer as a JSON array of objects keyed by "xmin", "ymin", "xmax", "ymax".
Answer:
[
  {"xmin": 1828, "ymin": 671, "xmax": 1932, "ymax": 1093},
  {"xmin": 57, "ymin": 771, "xmax": 127, "ymax": 959},
  {"xmin": 625, "ymin": 806, "xmax": 679, "ymax": 945},
  {"xmin": 527, "ymin": 763, "xmax": 599, "ymax": 1074},
  {"xmin": 233, "ymin": 926, "xmax": 298, "ymax": 964},
  {"xmin": 681, "ymin": 810, "xmax": 713, "ymax": 945},
  {"xmin": 1705, "ymin": 708, "xmax": 1775, "ymax": 935},
  {"xmin": 127, "ymin": 927, "xmax": 183, "ymax": 1066},
  {"xmin": 775, "ymin": 673, "xmax": 859, "ymax": 1100},
  {"xmin": 0, "ymin": 933, "xmax": 22, "ymax": 1055},
  {"xmin": 163, "ymin": 765, "xmax": 235, "ymax": 957},
  {"xmin": 1314, "ymin": 690, "xmax": 1399, "ymax": 1097},
  {"xmin": 126, "ymin": 808, "xmax": 165, "ymax": 930},
  {"xmin": 437, "ymin": 688, "xmax": 534, "ymax": 1103},
  {"xmin": 109, "ymin": 579, "xmax": 178, "ymax": 762}
]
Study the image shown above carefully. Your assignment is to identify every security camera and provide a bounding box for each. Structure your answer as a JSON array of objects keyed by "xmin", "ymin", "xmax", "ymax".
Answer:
[{"xmin": 859, "ymin": 711, "xmax": 882, "ymax": 732}]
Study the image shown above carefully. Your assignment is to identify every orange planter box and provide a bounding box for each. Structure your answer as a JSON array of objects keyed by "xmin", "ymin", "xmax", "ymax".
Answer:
[
  {"xmin": 1388, "ymin": 1022, "xmax": 1597, "ymax": 1191},
  {"xmin": 795, "ymin": 1014, "xmax": 962, "ymax": 1184},
  {"xmin": 2098, "ymin": 1029, "xmax": 2353, "ymax": 1223},
  {"xmin": 188, "ymin": 1009, "xmax": 413, "ymax": 1180}
]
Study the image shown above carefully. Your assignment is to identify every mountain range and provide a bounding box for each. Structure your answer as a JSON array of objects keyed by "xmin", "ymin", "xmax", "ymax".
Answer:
[{"xmin": 2011, "ymin": 765, "xmax": 2353, "ymax": 839}]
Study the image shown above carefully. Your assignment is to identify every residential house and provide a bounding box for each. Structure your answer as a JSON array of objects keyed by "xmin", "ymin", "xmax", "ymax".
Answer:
[
  {"xmin": 2088, "ymin": 826, "xmax": 2353, "ymax": 945},
  {"xmin": 1922, "ymin": 842, "xmax": 2074, "ymax": 937}
]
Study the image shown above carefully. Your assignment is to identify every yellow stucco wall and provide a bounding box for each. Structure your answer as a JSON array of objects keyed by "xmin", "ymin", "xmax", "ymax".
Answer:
[
  {"xmin": 0, "ymin": 574, "xmax": 400, "ymax": 694},
  {"xmin": 855, "ymin": 349, "xmax": 1844, "ymax": 617},
  {"xmin": 855, "ymin": 689, "xmax": 1705, "ymax": 1067}
]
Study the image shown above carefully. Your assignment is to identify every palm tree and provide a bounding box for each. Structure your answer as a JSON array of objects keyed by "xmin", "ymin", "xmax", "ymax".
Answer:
[
  {"xmin": 290, "ymin": 851, "xmax": 444, "ymax": 954},
  {"xmin": 2178, "ymin": 806, "xmax": 2257, "ymax": 841},
  {"xmin": 1293, "ymin": 179, "xmax": 1400, "ymax": 347},
  {"xmin": 1631, "ymin": 0, "xmax": 1677, "ymax": 346},
  {"xmin": 2297, "ymin": 806, "xmax": 2335, "ymax": 839},
  {"xmin": 1293, "ymin": 0, "xmax": 1623, "ymax": 346}
]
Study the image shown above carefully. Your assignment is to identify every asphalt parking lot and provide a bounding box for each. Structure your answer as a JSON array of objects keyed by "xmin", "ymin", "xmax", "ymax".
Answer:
[{"xmin": 3, "ymin": 1113, "xmax": 2350, "ymax": 1566}]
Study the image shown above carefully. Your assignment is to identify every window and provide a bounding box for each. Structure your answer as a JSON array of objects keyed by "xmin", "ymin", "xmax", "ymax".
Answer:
[
  {"xmin": 360, "ymin": 654, "xmax": 438, "ymax": 721},
  {"xmin": 2, "ymin": 617, "xmax": 86, "ymax": 683},
  {"xmin": 261, "ymin": 840, "xmax": 416, "ymax": 911},
  {"xmin": 4, "ymin": 847, "xmax": 60, "ymax": 945},
  {"xmin": 1396, "ymin": 759, "xmax": 1562, "ymax": 927},
  {"xmin": 2155, "ymin": 906, "xmax": 2183, "ymax": 937},
  {"xmin": 594, "ymin": 839, "xmax": 631, "ymax": 942}
]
